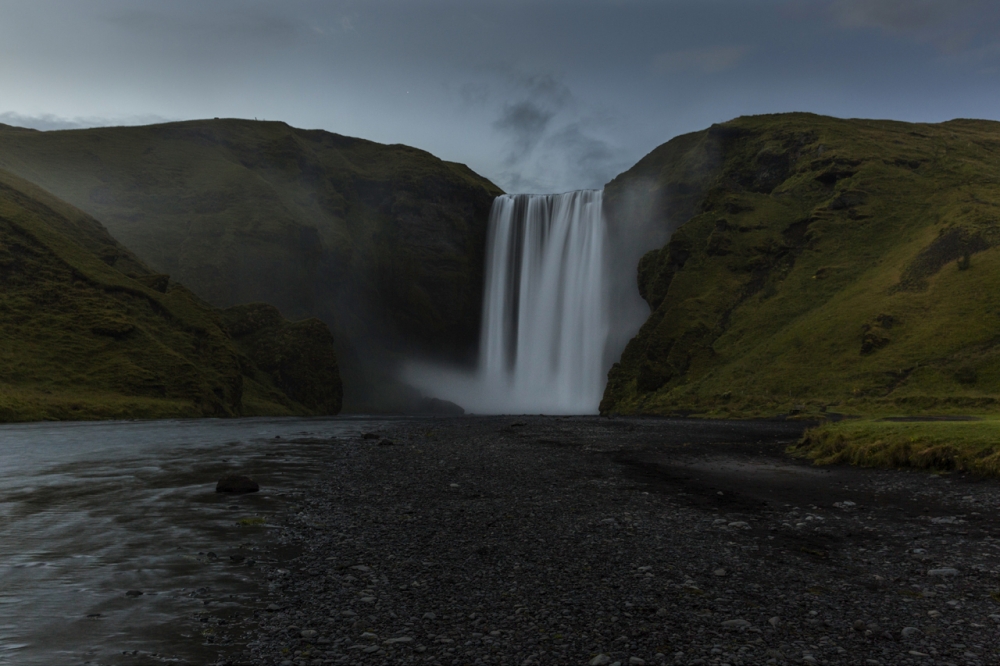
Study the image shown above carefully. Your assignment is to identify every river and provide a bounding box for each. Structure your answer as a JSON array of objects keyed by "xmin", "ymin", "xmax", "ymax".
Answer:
[{"xmin": 0, "ymin": 416, "xmax": 395, "ymax": 665}]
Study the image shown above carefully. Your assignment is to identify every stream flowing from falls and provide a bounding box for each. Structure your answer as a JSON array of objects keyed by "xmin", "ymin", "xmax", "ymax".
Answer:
[{"xmin": 407, "ymin": 190, "xmax": 611, "ymax": 414}]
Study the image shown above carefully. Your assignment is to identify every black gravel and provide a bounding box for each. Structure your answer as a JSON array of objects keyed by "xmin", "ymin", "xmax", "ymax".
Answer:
[{"xmin": 211, "ymin": 416, "xmax": 1000, "ymax": 666}]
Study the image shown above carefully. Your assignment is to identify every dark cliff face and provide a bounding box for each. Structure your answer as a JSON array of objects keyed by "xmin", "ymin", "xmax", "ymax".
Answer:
[
  {"xmin": 601, "ymin": 113, "xmax": 1000, "ymax": 417},
  {"xmin": 221, "ymin": 303, "xmax": 343, "ymax": 415},
  {"xmin": 0, "ymin": 167, "xmax": 342, "ymax": 421},
  {"xmin": 0, "ymin": 120, "xmax": 502, "ymax": 411}
]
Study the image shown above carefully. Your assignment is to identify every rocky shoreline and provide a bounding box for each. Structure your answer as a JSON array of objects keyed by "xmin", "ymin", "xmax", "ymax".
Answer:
[{"xmin": 214, "ymin": 416, "xmax": 1000, "ymax": 666}]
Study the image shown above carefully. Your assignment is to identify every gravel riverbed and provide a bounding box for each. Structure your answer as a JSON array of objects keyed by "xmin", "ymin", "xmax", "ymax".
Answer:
[{"xmin": 209, "ymin": 416, "xmax": 1000, "ymax": 666}]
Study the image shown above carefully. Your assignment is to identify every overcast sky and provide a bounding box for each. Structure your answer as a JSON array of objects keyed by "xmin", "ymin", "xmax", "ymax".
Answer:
[{"xmin": 2, "ymin": 0, "xmax": 999, "ymax": 193}]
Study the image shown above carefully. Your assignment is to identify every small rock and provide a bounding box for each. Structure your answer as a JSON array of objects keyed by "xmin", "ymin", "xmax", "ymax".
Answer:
[
  {"xmin": 589, "ymin": 655, "xmax": 612, "ymax": 666},
  {"xmin": 768, "ymin": 616, "xmax": 780, "ymax": 627},
  {"xmin": 361, "ymin": 432, "xmax": 379, "ymax": 439},
  {"xmin": 628, "ymin": 658, "xmax": 646, "ymax": 665},
  {"xmin": 125, "ymin": 590, "xmax": 143, "ymax": 598},
  {"xmin": 229, "ymin": 554, "xmax": 245, "ymax": 563},
  {"xmin": 901, "ymin": 626, "xmax": 921, "ymax": 639},
  {"xmin": 721, "ymin": 619, "xmax": 750, "ymax": 629},
  {"xmin": 422, "ymin": 612, "xmax": 436, "ymax": 620},
  {"xmin": 713, "ymin": 568, "xmax": 727, "ymax": 576},
  {"xmin": 927, "ymin": 567, "xmax": 959, "ymax": 577},
  {"xmin": 300, "ymin": 629, "xmax": 318, "ymax": 639},
  {"xmin": 359, "ymin": 596, "xmax": 376, "ymax": 603},
  {"xmin": 215, "ymin": 475, "xmax": 259, "ymax": 494},
  {"xmin": 266, "ymin": 603, "xmax": 281, "ymax": 611},
  {"xmin": 360, "ymin": 632, "xmax": 378, "ymax": 641},
  {"xmin": 378, "ymin": 438, "xmax": 394, "ymax": 446},
  {"xmin": 852, "ymin": 620, "xmax": 866, "ymax": 631},
  {"xmin": 341, "ymin": 610, "xmax": 357, "ymax": 617},
  {"xmin": 350, "ymin": 564, "xmax": 371, "ymax": 572},
  {"xmin": 384, "ymin": 636, "xmax": 413, "ymax": 644},
  {"xmin": 728, "ymin": 521, "xmax": 750, "ymax": 530},
  {"xmin": 655, "ymin": 607, "xmax": 668, "ymax": 617}
]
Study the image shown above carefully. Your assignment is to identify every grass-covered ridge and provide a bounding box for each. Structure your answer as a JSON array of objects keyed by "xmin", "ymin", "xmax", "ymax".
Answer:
[
  {"xmin": 0, "ymin": 119, "xmax": 502, "ymax": 411},
  {"xmin": 0, "ymin": 167, "xmax": 341, "ymax": 421},
  {"xmin": 601, "ymin": 113, "xmax": 1000, "ymax": 419}
]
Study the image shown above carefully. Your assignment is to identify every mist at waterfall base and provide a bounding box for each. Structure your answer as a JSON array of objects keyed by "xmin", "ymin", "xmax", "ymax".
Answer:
[{"xmin": 405, "ymin": 188, "xmax": 664, "ymax": 415}]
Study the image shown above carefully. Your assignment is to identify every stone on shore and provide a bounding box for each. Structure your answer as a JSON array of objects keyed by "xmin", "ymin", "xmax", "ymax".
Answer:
[{"xmin": 216, "ymin": 475, "xmax": 260, "ymax": 494}]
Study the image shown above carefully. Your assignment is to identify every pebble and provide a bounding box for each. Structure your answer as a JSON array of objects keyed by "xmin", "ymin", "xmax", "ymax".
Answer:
[
  {"xmin": 927, "ymin": 567, "xmax": 959, "ymax": 576},
  {"xmin": 589, "ymin": 655, "xmax": 612, "ymax": 666}
]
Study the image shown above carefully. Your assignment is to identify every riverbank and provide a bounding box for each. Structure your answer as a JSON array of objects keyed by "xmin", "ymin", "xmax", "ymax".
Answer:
[
  {"xmin": 792, "ymin": 417, "xmax": 1000, "ymax": 477},
  {"xmin": 216, "ymin": 416, "xmax": 1000, "ymax": 666}
]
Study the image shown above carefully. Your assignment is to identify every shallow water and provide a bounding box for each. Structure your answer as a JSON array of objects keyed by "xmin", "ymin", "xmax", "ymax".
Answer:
[{"xmin": 0, "ymin": 416, "xmax": 394, "ymax": 665}]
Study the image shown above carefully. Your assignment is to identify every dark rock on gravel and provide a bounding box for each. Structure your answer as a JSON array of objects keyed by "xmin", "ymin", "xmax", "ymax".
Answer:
[{"xmin": 216, "ymin": 475, "xmax": 260, "ymax": 494}]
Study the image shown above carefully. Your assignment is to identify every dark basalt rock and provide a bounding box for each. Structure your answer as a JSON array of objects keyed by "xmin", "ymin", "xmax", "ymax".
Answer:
[{"xmin": 216, "ymin": 475, "xmax": 260, "ymax": 494}]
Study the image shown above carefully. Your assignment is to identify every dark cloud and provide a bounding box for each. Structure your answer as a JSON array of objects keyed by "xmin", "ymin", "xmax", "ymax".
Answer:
[{"xmin": 494, "ymin": 102, "xmax": 556, "ymax": 166}]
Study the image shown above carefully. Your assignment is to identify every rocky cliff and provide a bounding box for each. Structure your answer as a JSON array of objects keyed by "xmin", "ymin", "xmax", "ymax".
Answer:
[
  {"xmin": 0, "ymin": 120, "xmax": 502, "ymax": 411},
  {"xmin": 601, "ymin": 113, "xmax": 1000, "ymax": 417}
]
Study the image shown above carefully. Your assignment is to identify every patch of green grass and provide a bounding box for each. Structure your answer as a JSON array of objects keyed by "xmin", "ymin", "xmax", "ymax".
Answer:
[
  {"xmin": 790, "ymin": 417, "xmax": 1000, "ymax": 476},
  {"xmin": 237, "ymin": 516, "xmax": 266, "ymax": 526}
]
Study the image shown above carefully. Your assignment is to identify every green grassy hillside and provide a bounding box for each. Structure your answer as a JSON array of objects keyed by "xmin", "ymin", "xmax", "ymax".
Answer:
[
  {"xmin": 0, "ymin": 120, "xmax": 502, "ymax": 411},
  {"xmin": 601, "ymin": 113, "xmax": 1000, "ymax": 420},
  {"xmin": 0, "ymin": 167, "xmax": 341, "ymax": 421}
]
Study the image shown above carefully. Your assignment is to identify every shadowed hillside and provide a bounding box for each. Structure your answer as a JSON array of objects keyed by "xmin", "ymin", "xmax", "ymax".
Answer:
[
  {"xmin": 0, "ymin": 167, "xmax": 341, "ymax": 421},
  {"xmin": 602, "ymin": 113, "xmax": 1000, "ymax": 418},
  {"xmin": 0, "ymin": 120, "xmax": 502, "ymax": 411}
]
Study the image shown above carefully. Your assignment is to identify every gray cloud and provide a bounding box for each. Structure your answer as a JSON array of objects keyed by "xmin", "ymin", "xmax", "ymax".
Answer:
[
  {"xmin": 494, "ymin": 102, "xmax": 556, "ymax": 166},
  {"xmin": 3, "ymin": 1, "xmax": 1000, "ymax": 194},
  {"xmin": 0, "ymin": 112, "xmax": 172, "ymax": 131},
  {"xmin": 546, "ymin": 124, "xmax": 624, "ymax": 191},
  {"xmin": 100, "ymin": 4, "xmax": 300, "ymax": 48},
  {"xmin": 831, "ymin": 0, "xmax": 1000, "ymax": 54}
]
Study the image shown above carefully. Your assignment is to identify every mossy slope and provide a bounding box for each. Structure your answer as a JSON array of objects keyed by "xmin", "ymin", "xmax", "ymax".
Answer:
[
  {"xmin": 0, "ymin": 120, "xmax": 502, "ymax": 410},
  {"xmin": 0, "ymin": 168, "xmax": 341, "ymax": 421},
  {"xmin": 602, "ymin": 113, "xmax": 1000, "ymax": 417}
]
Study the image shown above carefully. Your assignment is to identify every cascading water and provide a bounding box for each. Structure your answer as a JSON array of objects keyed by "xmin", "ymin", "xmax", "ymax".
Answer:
[
  {"xmin": 477, "ymin": 191, "xmax": 608, "ymax": 412},
  {"xmin": 406, "ymin": 190, "xmax": 611, "ymax": 414}
]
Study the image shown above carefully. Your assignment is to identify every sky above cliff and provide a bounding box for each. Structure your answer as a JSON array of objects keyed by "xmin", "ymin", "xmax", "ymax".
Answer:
[{"xmin": 2, "ymin": 0, "xmax": 999, "ymax": 193}]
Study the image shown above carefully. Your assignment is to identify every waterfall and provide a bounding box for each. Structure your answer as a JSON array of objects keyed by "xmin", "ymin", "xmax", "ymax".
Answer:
[
  {"xmin": 477, "ymin": 191, "xmax": 608, "ymax": 413},
  {"xmin": 404, "ymin": 189, "xmax": 616, "ymax": 414}
]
